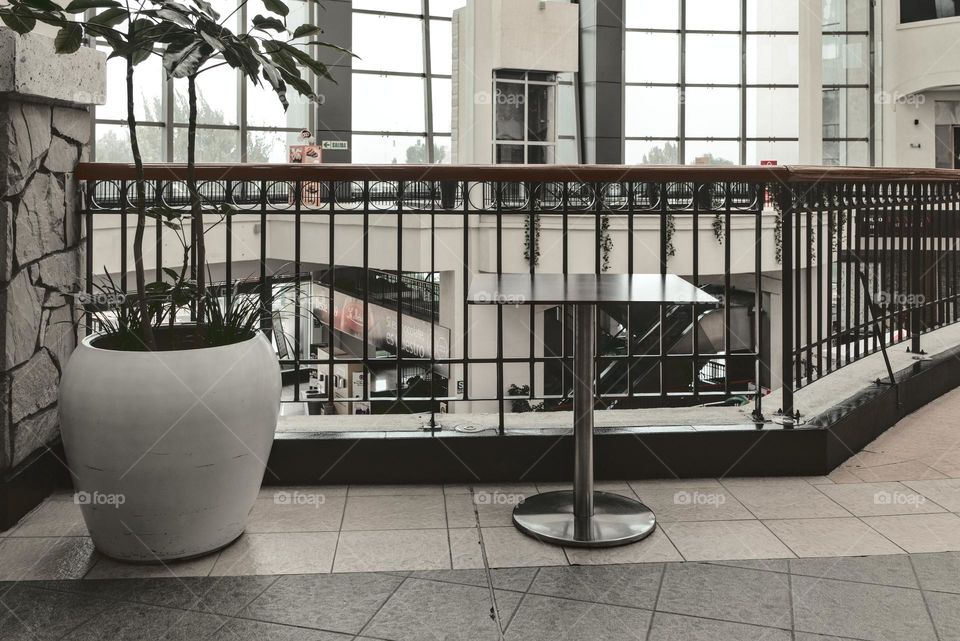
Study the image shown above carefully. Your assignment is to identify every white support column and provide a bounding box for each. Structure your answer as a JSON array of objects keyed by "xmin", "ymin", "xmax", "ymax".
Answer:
[{"xmin": 798, "ymin": 0, "xmax": 824, "ymax": 164}]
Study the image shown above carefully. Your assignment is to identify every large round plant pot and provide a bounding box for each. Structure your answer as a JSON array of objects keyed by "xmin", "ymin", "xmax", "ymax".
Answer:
[{"xmin": 58, "ymin": 328, "xmax": 281, "ymax": 562}]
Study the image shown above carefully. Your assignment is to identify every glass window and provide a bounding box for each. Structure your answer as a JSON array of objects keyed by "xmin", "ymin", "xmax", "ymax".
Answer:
[
  {"xmin": 352, "ymin": 74, "xmax": 426, "ymax": 132},
  {"xmin": 245, "ymin": 78, "xmax": 311, "ymax": 130},
  {"xmin": 98, "ymin": 50, "xmax": 163, "ymax": 122},
  {"xmin": 352, "ymin": 13, "xmax": 424, "ymax": 73},
  {"xmin": 429, "ymin": 0, "xmax": 466, "ymax": 17},
  {"xmin": 822, "ymin": 34, "xmax": 870, "ymax": 85},
  {"xmin": 747, "ymin": 88, "xmax": 800, "ymax": 137},
  {"xmin": 821, "ymin": 87, "xmax": 870, "ymax": 138},
  {"xmin": 824, "ymin": 0, "xmax": 870, "ymax": 30},
  {"xmin": 496, "ymin": 145, "xmax": 525, "ymax": 164},
  {"xmin": 527, "ymin": 83, "xmax": 556, "ymax": 142},
  {"xmin": 747, "ymin": 0, "xmax": 799, "ymax": 31},
  {"xmin": 625, "ymin": 32, "xmax": 679, "ymax": 84},
  {"xmin": 173, "ymin": 64, "xmax": 238, "ymax": 126},
  {"xmin": 247, "ymin": 130, "xmax": 301, "ymax": 163},
  {"xmin": 433, "ymin": 135, "xmax": 452, "ymax": 163},
  {"xmin": 430, "ymin": 19, "xmax": 452, "ymax": 75},
  {"xmin": 685, "ymin": 87, "xmax": 740, "ymax": 137},
  {"xmin": 900, "ymin": 0, "xmax": 958, "ymax": 24},
  {"xmin": 625, "ymin": 0, "xmax": 680, "ymax": 30},
  {"xmin": 495, "ymin": 82, "xmax": 525, "ymax": 141},
  {"xmin": 625, "ymin": 140, "xmax": 680, "ymax": 164},
  {"xmin": 746, "ymin": 140, "xmax": 800, "ymax": 165},
  {"xmin": 95, "ymin": 124, "xmax": 164, "ymax": 163},
  {"xmin": 431, "ymin": 78, "xmax": 452, "ymax": 133},
  {"xmin": 625, "ymin": 86, "xmax": 680, "ymax": 138},
  {"xmin": 686, "ymin": 34, "xmax": 740, "ymax": 84},
  {"xmin": 685, "ymin": 0, "xmax": 740, "ymax": 31},
  {"xmin": 353, "ymin": 0, "xmax": 422, "ymax": 14},
  {"xmin": 686, "ymin": 140, "xmax": 740, "ymax": 165},
  {"xmin": 173, "ymin": 127, "xmax": 241, "ymax": 163},
  {"xmin": 746, "ymin": 35, "xmax": 800, "ymax": 85},
  {"xmin": 352, "ymin": 134, "xmax": 428, "ymax": 163}
]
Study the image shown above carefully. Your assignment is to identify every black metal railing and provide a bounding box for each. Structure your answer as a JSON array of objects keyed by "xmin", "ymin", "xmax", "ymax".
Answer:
[{"xmin": 78, "ymin": 163, "xmax": 960, "ymax": 430}]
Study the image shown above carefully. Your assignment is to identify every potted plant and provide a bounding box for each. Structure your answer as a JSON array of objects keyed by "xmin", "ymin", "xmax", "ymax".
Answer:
[{"xmin": 0, "ymin": 0, "xmax": 346, "ymax": 561}]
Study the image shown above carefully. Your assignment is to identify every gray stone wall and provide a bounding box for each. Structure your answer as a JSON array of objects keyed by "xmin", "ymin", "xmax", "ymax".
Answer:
[{"xmin": 0, "ymin": 29, "xmax": 105, "ymax": 476}]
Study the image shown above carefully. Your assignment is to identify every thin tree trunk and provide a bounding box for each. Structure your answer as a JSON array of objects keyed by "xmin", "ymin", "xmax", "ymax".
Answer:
[
  {"xmin": 187, "ymin": 74, "xmax": 206, "ymax": 338},
  {"xmin": 127, "ymin": 56, "xmax": 156, "ymax": 351}
]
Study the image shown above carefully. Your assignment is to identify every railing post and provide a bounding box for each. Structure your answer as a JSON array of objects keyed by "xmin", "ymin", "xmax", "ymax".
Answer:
[
  {"xmin": 778, "ymin": 186, "xmax": 795, "ymax": 426},
  {"xmin": 910, "ymin": 182, "xmax": 924, "ymax": 355}
]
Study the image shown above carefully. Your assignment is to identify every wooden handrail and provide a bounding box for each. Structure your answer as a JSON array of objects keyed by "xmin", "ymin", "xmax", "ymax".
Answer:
[{"xmin": 73, "ymin": 162, "xmax": 960, "ymax": 183}]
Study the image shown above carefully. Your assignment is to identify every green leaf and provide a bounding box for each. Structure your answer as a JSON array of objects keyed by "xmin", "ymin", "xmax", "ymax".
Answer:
[
  {"xmin": 88, "ymin": 7, "xmax": 127, "ymax": 27},
  {"xmin": 252, "ymin": 14, "xmax": 284, "ymax": 32},
  {"xmin": 292, "ymin": 23, "xmax": 322, "ymax": 38},
  {"xmin": 156, "ymin": 8, "xmax": 192, "ymax": 27},
  {"xmin": 0, "ymin": 9, "xmax": 37, "ymax": 34},
  {"xmin": 54, "ymin": 23, "xmax": 83, "ymax": 54},
  {"xmin": 190, "ymin": 0, "xmax": 220, "ymax": 20},
  {"xmin": 162, "ymin": 39, "xmax": 208, "ymax": 78},
  {"xmin": 261, "ymin": 0, "xmax": 288, "ymax": 17},
  {"xmin": 21, "ymin": 0, "xmax": 63, "ymax": 12},
  {"xmin": 64, "ymin": 0, "xmax": 121, "ymax": 12}
]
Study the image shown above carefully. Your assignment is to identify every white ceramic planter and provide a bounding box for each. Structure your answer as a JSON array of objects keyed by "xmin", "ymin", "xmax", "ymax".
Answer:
[{"xmin": 58, "ymin": 329, "xmax": 281, "ymax": 562}]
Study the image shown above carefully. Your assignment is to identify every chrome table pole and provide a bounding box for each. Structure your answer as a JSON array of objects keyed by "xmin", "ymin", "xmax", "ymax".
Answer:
[{"xmin": 512, "ymin": 304, "xmax": 657, "ymax": 547}]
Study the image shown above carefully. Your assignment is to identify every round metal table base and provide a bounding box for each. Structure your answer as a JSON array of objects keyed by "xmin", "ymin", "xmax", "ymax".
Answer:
[{"xmin": 512, "ymin": 490, "xmax": 657, "ymax": 548}]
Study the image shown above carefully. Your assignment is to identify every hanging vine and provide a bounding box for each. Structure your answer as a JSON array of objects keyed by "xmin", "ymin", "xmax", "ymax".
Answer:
[
  {"xmin": 523, "ymin": 211, "xmax": 541, "ymax": 266},
  {"xmin": 712, "ymin": 213, "xmax": 725, "ymax": 245},
  {"xmin": 600, "ymin": 214, "xmax": 613, "ymax": 271},
  {"xmin": 665, "ymin": 213, "xmax": 677, "ymax": 260},
  {"xmin": 773, "ymin": 196, "xmax": 784, "ymax": 265}
]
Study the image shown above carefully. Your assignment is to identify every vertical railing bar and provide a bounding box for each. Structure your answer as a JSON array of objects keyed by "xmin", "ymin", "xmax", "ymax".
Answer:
[
  {"xmin": 627, "ymin": 181, "xmax": 635, "ymax": 399},
  {"xmin": 259, "ymin": 179, "xmax": 268, "ymax": 332},
  {"xmin": 659, "ymin": 182, "xmax": 668, "ymax": 399},
  {"xmin": 723, "ymin": 182, "xmax": 732, "ymax": 398},
  {"xmin": 844, "ymin": 185, "xmax": 853, "ymax": 366},
  {"xmin": 528, "ymin": 180, "xmax": 536, "ymax": 413},
  {"xmin": 84, "ymin": 181, "xmax": 94, "ymax": 337},
  {"xmin": 691, "ymin": 182, "xmax": 700, "ymax": 401},
  {"xmin": 461, "ymin": 179, "xmax": 470, "ymax": 405},
  {"xmin": 120, "ymin": 179, "xmax": 128, "ymax": 293},
  {"xmin": 396, "ymin": 180, "xmax": 404, "ymax": 408},
  {"xmin": 805, "ymin": 190, "xmax": 813, "ymax": 382},
  {"xmin": 429, "ymin": 182, "xmax": 437, "ymax": 431},
  {"xmin": 753, "ymin": 182, "xmax": 763, "ymax": 420},
  {"xmin": 911, "ymin": 182, "xmax": 922, "ymax": 354},
  {"xmin": 362, "ymin": 180, "xmax": 371, "ymax": 411},
  {"xmin": 327, "ymin": 180, "xmax": 336, "ymax": 407},
  {"xmin": 225, "ymin": 180, "xmax": 233, "ymax": 310},
  {"xmin": 496, "ymin": 181, "xmax": 505, "ymax": 436},
  {"xmin": 816, "ymin": 188, "xmax": 823, "ymax": 378},
  {"xmin": 794, "ymin": 184, "xmax": 802, "ymax": 385},
  {"xmin": 293, "ymin": 179, "xmax": 302, "ymax": 405},
  {"xmin": 779, "ymin": 185, "xmax": 794, "ymax": 424}
]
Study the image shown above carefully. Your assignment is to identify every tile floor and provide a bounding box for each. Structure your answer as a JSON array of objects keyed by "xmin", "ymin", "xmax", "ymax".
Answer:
[{"xmin": 5, "ymin": 386, "xmax": 960, "ymax": 637}]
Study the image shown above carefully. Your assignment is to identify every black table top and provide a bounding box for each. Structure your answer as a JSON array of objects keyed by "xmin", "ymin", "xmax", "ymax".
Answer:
[{"xmin": 467, "ymin": 274, "xmax": 718, "ymax": 305}]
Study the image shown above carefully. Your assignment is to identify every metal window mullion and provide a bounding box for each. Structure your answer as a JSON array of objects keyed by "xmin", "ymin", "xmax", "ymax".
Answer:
[
  {"xmin": 678, "ymin": 0, "xmax": 686, "ymax": 164},
  {"xmin": 422, "ymin": 0, "xmax": 435, "ymax": 163}
]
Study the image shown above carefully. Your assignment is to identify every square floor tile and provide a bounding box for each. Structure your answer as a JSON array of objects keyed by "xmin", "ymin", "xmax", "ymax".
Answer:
[
  {"xmin": 333, "ymin": 529, "xmax": 450, "ymax": 573},
  {"xmin": 911, "ymin": 551, "xmax": 960, "ymax": 593},
  {"xmin": 347, "ymin": 484, "xmax": 443, "ymax": 497},
  {"xmin": 827, "ymin": 467, "xmax": 865, "ymax": 484},
  {"xmin": 85, "ymin": 552, "xmax": 216, "ymax": 579},
  {"xmin": 61, "ymin": 602, "xmax": 225, "ymax": 641},
  {"xmin": 763, "ymin": 517, "xmax": 904, "ymax": 557},
  {"xmin": 923, "ymin": 590, "xmax": 960, "ymax": 641},
  {"xmin": 0, "ymin": 584, "xmax": 110, "ymax": 641},
  {"xmin": 789, "ymin": 554, "xmax": 918, "ymax": 588},
  {"xmin": 792, "ymin": 575, "xmax": 937, "ymax": 641},
  {"xmin": 9, "ymin": 500, "xmax": 88, "ymax": 537},
  {"xmin": 210, "ymin": 618, "xmax": 352, "ymax": 640},
  {"xmin": 341, "ymin": 495, "xmax": 446, "ymax": 530},
  {"xmin": 815, "ymin": 482, "xmax": 945, "ymax": 516},
  {"xmin": 631, "ymin": 485, "xmax": 754, "ymax": 522},
  {"xmin": 862, "ymin": 513, "xmax": 960, "ymax": 553},
  {"xmin": 473, "ymin": 527, "xmax": 568, "ymax": 569},
  {"xmin": 363, "ymin": 578, "xmax": 520, "ymax": 641},
  {"xmin": 505, "ymin": 594, "xmax": 652, "ymax": 641},
  {"xmin": 0, "ymin": 537, "xmax": 96, "ymax": 581},
  {"xmin": 660, "ymin": 520, "xmax": 794, "ymax": 561},
  {"xmin": 706, "ymin": 558, "xmax": 790, "ymax": 573},
  {"xmin": 209, "ymin": 532, "xmax": 337, "ymax": 576},
  {"xmin": 528, "ymin": 563, "xmax": 663, "ymax": 609},
  {"xmin": 722, "ymin": 480, "xmax": 850, "ymax": 519},
  {"xmin": 239, "ymin": 572, "xmax": 403, "ymax": 635},
  {"xmin": 647, "ymin": 611, "xmax": 792, "ymax": 641},
  {"xmin": 903, "ymin": 478, "xmax": 960, "ymax": 511},
  {"xmin": 449, "ymin": 527, "xmax": 485, "ymax": 569},
  {"xmin": 564, "ymin": 528, "xmax": 682, "ymax": 565},
  {"xmin": 656, "ymin": 562, "xmax": 792, "ymax": 629},
  {"xmin": 245, "ymin": 496, "xmax": 345, "ymax": 533}
]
